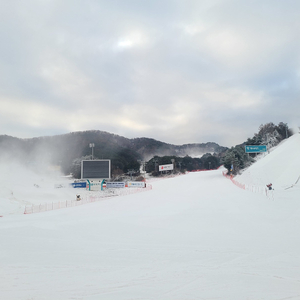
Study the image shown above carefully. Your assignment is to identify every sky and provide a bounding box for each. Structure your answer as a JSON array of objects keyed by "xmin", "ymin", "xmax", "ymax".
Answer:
[{"xmin": 0, "ymin": 0, "xmax": 299, "ymax": 147}]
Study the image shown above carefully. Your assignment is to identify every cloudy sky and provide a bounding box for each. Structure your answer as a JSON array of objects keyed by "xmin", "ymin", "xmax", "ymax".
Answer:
[{"xmin": 0, "ymin": 0, "xmax": 299, "ymax": 147}]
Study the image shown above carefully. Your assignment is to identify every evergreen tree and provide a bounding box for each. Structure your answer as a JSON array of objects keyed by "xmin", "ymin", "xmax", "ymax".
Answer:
[{"xmin": 222, "ymin": 146, "xmax": 252, "ymax": 175}]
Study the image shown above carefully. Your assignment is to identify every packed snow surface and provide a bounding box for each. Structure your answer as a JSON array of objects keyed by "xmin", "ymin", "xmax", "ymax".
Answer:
[
  {"xmin": 236, "ymin": 133, "xmax": 300, "ymax": 191},
  {"xmin": 0, "ymin": 134, "xmax": 300, "ymax": 299}
]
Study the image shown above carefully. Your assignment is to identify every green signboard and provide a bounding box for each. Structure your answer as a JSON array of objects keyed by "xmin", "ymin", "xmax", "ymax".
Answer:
[{"xmin": 245, "ymin": 145, "xmax": 267, "ymax": 153}]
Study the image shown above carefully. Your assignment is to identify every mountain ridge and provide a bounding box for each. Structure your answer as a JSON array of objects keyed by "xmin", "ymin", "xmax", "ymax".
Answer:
[{"xmin": 0, "ymin": 130, "xmax": 227, "ymax": 174}]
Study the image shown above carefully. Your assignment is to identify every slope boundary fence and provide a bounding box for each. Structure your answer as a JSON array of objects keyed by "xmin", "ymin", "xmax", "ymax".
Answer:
[
  {"xmin": 24, "ymin": 185, "xmax": 152, "ymax": 214},
  {"xmin": 222, "ymin": 171, "xmax": 245, "ymax": 190},
  {"xmin": 222, "ymin": 171, "xmax": 268, "ymax": 196}
]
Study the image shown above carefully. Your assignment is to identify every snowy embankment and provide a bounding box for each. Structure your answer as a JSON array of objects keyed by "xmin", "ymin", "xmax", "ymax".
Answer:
[
  {"xmin": 0, "ymin": 163, "xmax": 78, "ymax": 215},
  {"xmin": 1, "ymin": 152, "xmax": 300, "ymax": 300},
  {"xmin": 0, "ymin": 163, "xmax": 153, "ymax": 216},
  {"xmin": 235, "ymin": 133, "xmax": 300, "ymax": 199}
]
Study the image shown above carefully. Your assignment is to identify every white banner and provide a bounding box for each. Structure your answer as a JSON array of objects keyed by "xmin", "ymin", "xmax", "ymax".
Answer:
[
  {"xmin": 106, "ymin": 182, "xmax": 125, "ymax": 188},
  {"xmin": 127, "ymin": 182, "xmax": 146, "ymax": 188},
  {"xmin": 159, "ymin": 164, "xmax": 174, "ymax": 171}
]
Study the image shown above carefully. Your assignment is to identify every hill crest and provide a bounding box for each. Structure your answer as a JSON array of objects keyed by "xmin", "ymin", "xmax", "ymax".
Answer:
[{"xmin": 0, "ymin": 130, "xmax": 227, "ymax": 174}]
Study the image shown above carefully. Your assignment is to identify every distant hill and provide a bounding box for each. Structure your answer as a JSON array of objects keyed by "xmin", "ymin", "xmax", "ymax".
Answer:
[
  {"xmin": 130, "ymin": 137, "xmax": 226, "ymax": 161},
  {"xmin": 0, "ymin": 130, "xmax": 227, "ymax": 175}
]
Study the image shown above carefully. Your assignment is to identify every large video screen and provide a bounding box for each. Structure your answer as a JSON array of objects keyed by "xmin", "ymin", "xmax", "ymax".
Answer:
[{"xmin": 81, "ymin": 160, "xmax": 111, "ymax": 179}]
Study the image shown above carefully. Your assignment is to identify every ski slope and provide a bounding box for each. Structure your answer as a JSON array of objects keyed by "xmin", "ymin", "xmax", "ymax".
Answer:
[
  {"xmin": 0, "ymin": 163, "xmax": 78, "ymax": 215},
  {"xmin": 236, "ymin": 133, "xmax": 300, "ymax": 193},
  {"xmin": 1, "ymin": 135, "xmax": 300, "ymax": 300}
]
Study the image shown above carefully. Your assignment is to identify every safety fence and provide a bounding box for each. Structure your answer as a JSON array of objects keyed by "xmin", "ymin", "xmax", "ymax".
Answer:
[
  {"xmin": 222, "ymin": 171, "xmax": 245, "ymax": 190},
  {"xmin": 24, "ymin": 185, "xmax": 152, "ymax": 214},
  {"xmin": 222, "ymin": 171, "xmax": 270, "ymax": 197},
  {"xmin": 244, "ymin": 184, "xmax": 267, "ymax": 195}
]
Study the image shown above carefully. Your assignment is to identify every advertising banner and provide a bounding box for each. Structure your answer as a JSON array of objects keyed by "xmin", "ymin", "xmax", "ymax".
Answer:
[
  {"xmin": 71, "ymin": 182, "xmax": 87, "ymax": 188},
  {"xmin": 127, "ymin": 182, "xmax": 145, "ymax": 188},
  {"xmin": 159, "ymin": 164, "xmax": 174, "ymax": 171},
  {"xmin": 106, "ymin": 182, "xmax": 125, "ymax": 188}
]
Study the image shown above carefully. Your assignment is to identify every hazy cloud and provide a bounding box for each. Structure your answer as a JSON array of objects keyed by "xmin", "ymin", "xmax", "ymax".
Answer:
[{"xmin": 0, "ymin": 0, "xmax": 299, "ymax": 146}]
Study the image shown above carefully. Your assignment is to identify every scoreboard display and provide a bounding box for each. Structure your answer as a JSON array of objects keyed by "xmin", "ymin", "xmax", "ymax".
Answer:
[{"xmin": 81, "ymin": 160, "xmax": 111, "ymax": 179}]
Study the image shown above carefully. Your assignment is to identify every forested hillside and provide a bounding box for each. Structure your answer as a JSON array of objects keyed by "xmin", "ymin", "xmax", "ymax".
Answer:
[
  {"xmin": 0, "ymin": 130, "xmax": 226, "ymax": 177},
  {"xmin": 222, "ymin": 122, "xmax": 293, "ymax": 175}
]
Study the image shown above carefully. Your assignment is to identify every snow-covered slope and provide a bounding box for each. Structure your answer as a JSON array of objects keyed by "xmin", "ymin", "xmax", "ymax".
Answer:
[
  {"xmin": 0, "ymin": 162, "xmax": 77, "ymax": 215},
  {"xmin": 236, "ymin": 133, "xmax": 300, "ymax": 191},
  {"xmin": 0, "ymin": 136, "xmax": 300, "ymax": 299}
]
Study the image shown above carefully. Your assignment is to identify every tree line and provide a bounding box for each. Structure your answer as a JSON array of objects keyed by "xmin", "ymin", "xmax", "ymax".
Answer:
[
  {"xmin": 222, "ymin": 122, "xmax": 292, "ymax": 175},
  {"xmin": 145, "ymin": 153, "xmax": 221, "ymax": 176}
]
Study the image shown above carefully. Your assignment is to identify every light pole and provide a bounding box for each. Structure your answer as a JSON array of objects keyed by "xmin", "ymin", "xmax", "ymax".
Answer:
[
  {"xmin": 89, "ymin": 143, "xmax": 95, "ymax": 160},
  {"xmin": 171, "ymin": 159, "xmax": 175, "ymax": 174},
  {"xmin": 154, "ymin": 159, "xmax": 158, "ymax": 173},
  {"xmin": 128, "ymin": 169, "xmax": 134, "ymax": 181}
]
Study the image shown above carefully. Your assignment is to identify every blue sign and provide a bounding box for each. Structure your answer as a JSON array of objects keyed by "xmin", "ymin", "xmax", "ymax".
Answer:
[
  {"xmin": 245, "ymin": 145, "xmax": 267, "ymax": 153},
  {"xmin": 71, "ymin": 182, "xmax": 87, "ymax": 188}
]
